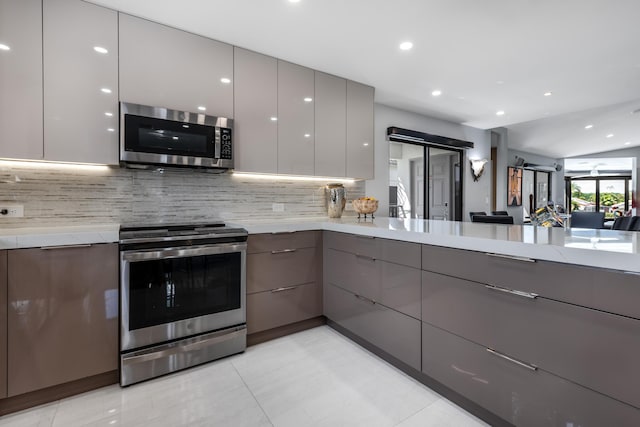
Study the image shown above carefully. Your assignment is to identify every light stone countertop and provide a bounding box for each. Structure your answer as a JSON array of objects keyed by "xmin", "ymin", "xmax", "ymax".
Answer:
[
  {"xmin": 232, "ymin": 217, "xmax": 640, "ymax": 273},
  {"xmin": 1, "ymin": 218, "xmax": 638, "ymax": 273},
  {"xmin": 0, "ymin": 224, "xmax": 120, "ymax": 250}
]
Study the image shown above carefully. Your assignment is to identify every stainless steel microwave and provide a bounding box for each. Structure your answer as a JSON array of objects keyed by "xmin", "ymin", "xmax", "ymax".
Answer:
[{"xmin": 120, "ymin": 102, "xmax": 233, "ymax": 169}]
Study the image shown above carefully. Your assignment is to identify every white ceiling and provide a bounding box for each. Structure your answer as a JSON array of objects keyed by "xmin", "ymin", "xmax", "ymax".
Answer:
[{"xmin": 89, "ymin": 0, "xmax": 640, "ymax": 158}]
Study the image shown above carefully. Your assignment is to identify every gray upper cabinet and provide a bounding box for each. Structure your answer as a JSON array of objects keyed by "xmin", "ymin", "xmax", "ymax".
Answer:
[
  {"xmin": 0, "ymin": 0, "xmax": 43, "ymax": 160},
  {"xmin": 346, "ymin": 80, "xmax": 374, "ymax": 179},
  {"xmin": 277, "ymin": 60, "xmax": 315, "ymax": 175},
  {"xmin": 119, "ymin": 13, "xmax": 233, "ymax": 118},
  {"xmin": 314, "ymin": 72, "xmax": 346, "ymax": 177},
  {"xmin": 233, "ymin": 48, "xmax": 278, "ymax": 173},
  {"xmin": 43, "ymin": 0, "xmax": 119, "ymax": 164}
]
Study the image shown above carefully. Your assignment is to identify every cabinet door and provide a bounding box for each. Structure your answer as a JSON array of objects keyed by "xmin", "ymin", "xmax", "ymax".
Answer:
[
  {"xmin": 233, "ymin": 47, "xmax": 278, "ymax": 173},
  {"xmin": 0, "ymin": 251, "xmax": 6, "ymax": 398},
  {"xmin": 277, "ymin": 60, "xmax": 315, "ymax": 175},
  {"xmin": 119, "ymin": 13, "xmax": 233, "ymax": 118},
  {"xmin": 346, "ymin": 80, "xmax": 374, "ymax": 179},
  {"xmin": 7, "ymin": 244, "xmax": 118, "ymax": 397},
  {"xmin": 315, "ymin": 72, "xmax": 346, "ymax": 177},
  {"xmin": 0, "ymin": 0, "xmax": 43, "ymax": 160},
  {"xmin": 43, "ymin": 0, "xmax": 118, "ymax": 164}
]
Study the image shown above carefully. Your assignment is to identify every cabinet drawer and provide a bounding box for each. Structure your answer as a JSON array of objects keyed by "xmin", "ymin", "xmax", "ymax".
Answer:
[
  {"xmin": 324, "ymin": 283, "xmax": 421, "ymax": 370},
  {"xmin": 247, "ymin": 247, "xmax": 318, "ymax": 294},
  {"xmin": 326, "ymin": 248, "xmax": 421, "ymax": 319},
  {"xmin": 324, "ymin": 232, "xmax": 421, "ymax": 268},
  {"xmin": 247, "ymin": 282, "xmax": 321, "ymax": 334},
  {"xmin": 248, "ymin": 231, "xmax": 320, "ymax": 254},
  {"xmin": 422, "ymin": 270, "xmax": 640, "ymax": 408},
  {"xmin": 422, "ymin": 322, "xmax": 639, "ymax": 427},
  {"xmin": 422, "ymin": 244, "xmax": 640, "ymax": 319}
]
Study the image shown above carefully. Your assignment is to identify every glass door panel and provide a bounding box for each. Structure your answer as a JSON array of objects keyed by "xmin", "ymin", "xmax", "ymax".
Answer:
[{"xmin": 599, "ymin": 180, "xmax": 625, "ymax": 219}]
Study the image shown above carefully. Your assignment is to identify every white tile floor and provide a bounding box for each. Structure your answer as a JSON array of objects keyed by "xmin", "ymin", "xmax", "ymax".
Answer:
[{"xmin": 0, "ymin": 326, "xmax": 488, "ymax": 427}]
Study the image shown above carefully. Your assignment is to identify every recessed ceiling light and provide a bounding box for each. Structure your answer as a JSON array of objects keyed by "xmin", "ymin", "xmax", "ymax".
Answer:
[
  {"xmin": 288, "ymin": 0, "xmax": 301, "ymax": 3},
  {"xmin": 270, "ymin": 117, "xmax": 278, "ymax": 121},
  {"xmin": 606, "ymin": 134, "xmax": 614, "ymax": 138},
  {"xmin": 100, "ymin": 88, "xmax": 112, "ymax": 94},
  {"xmin": 399, "ymin": 41, "xmax": 413, "ymax": 51},
  {"xmin": 544, "ymin": 91, "xmax": 552, "ymax": 97},
  {"xmin": 584, "ymin": 124, "xmax": 593, "ymax": 129},
  {"xmin": 182, "ymin": 124, "xmax": 189, "ymax": 128},
  {"xmin": 172, "ymin": 136, "xmax": 179, "ymax": 140},
  {"xmin": 220, "ymin": 77, "xmax": 231, "ymax": 84},
  {"xmin": 93, "ymin": 46, "xmax": 108, "ymax": 54},
  {"xmin": 0, "ymin": 44, "xmax": 11, "ymax": 51},
  {"xmin": 624, "ymin": 141, "xmax": 631, "ymax": 145},
  {"xmin": 496, "ymin": 110, "xmax": 505, "ymax": 116},
  {"xmin": 431, "ymin": 90, "xmax": 442, "ymax": 97},
  {"xmin": 197, "ymin": 106, "xmax": 206, "ymax": 111},
  {"xmin": 104, "ymin": 112, "xmax": 113, "ymax": 117}
]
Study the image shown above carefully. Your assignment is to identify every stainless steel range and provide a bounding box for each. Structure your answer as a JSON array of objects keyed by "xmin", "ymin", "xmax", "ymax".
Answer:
[{"xmin": 119, "ymin": 222, "xmax": 247, "ymax": 386}]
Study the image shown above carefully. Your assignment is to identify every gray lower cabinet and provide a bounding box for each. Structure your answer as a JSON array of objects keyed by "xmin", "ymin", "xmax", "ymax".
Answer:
[
  {"xmin": 323, "ymin": 232, "xmax": 422, "ymax": 369},
  {"xmin": 422, "ymin": 244, "xmax": 640, "ymax": 320},
  {"xmin": 422, "ymin": 322, "xmax": 639, "ymax": 427},
  {"xmin": 247, "ymin": 283, "xmax": 321, "ymax": 334},
  {"xmin": 43, "ymin": 0, "xmax": 119, "ymax": 164},
  {"xmin": 0, "ymin": 251, "xmax": 6, "ymax": 399},
  {"xmin": 325, "ymin": 248, "xmax": 420, "ymax": 319},
  {"xmin": 0, "ymin": 0, "xmax": 43, "ymax": 160},
  {"xmin": 325, "ymin": 283, "xmax": 421, "ymax": 370},
  {"xmin": 6, "ymin": 244, "xmax": 118, "ymax": 397},
  {"xmin": 422, "ymin": 270, "xmax": 640, "ymax": 409},
  {"xmin": 246, "ymin": 231, "xmax": 322, "ymax": 335}
]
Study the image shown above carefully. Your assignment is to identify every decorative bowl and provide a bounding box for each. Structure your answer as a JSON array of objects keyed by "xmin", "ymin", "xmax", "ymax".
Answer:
[{"xmin": 352, "ymin": 198, "xmax": 378, "ymax": 218}]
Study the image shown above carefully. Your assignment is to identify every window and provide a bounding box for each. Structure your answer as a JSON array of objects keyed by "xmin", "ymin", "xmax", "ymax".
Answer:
[{"xmin": 566, "ymin": 176, "xmax": 632, "ymax": 218}]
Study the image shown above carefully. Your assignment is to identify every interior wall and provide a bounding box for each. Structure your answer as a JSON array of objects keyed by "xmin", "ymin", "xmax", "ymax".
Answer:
[{"xmin": 369, "ymin": 104, "xmax": 491, "ymax": 220}]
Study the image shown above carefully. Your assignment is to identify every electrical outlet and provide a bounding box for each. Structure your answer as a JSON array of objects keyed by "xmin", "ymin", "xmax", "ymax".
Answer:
[
  {"xmin": 272, "ymin": 203, "xmax": 285, "ymax": 212},
  {"xmin": 0, "ymin": 204, "xmax": 24, "ymax": 218}
]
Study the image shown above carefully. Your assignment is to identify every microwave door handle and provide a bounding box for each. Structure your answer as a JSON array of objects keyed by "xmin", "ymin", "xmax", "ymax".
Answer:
[{"xmin": 214, "ymin": 128, "xmax": 221, "ymax": 158}]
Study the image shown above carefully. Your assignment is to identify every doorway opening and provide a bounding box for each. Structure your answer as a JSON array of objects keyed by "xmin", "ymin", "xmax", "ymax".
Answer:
[{"xmin": 389, "ymin": 141, "xmax": 463, "ymax": 221}]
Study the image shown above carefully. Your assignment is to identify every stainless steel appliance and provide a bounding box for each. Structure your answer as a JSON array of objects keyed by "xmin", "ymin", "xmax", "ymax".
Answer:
[
  {"xmin": 120, "ymin": 102, "xmax": 233, "ymax": 169},
  {"xmin": 119, "ymin": 222, "xmax": 247, "ymax": 386}
]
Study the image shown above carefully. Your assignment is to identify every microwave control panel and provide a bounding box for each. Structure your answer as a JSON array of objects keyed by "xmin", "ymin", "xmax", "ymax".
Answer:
[{"xmin": 220, "ymin": 128, "xmax": 232, "ymax": 160}]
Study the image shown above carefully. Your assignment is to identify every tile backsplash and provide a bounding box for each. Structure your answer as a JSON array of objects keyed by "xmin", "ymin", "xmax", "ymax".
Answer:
[{"xmin": 0, "ymin": 164, "xmax": 365, "ymax": 227}]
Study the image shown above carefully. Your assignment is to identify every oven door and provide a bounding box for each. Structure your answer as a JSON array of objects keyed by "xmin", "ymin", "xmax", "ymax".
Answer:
[{"xmin": 120, "ymin": 242, "xmax": 246, "ymax": 352}]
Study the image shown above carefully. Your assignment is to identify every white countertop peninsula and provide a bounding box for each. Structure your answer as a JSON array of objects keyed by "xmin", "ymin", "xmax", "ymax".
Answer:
[
  {"xmin": 0, "ymin": 224, "xmax": 119, "ymax": 250},
  {"xmin": 234, "ymin": 217, "xmax": 640, "ymax": 273}
]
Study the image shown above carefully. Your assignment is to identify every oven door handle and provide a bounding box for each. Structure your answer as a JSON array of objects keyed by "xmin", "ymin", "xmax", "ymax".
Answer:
[{"xmin": 122, "ymin": 242, "xmax": 246, "ymax": 262}]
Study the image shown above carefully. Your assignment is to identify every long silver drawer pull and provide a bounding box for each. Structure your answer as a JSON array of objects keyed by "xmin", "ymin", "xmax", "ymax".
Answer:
[
  {"xmin": 354, "ymin": 294, "xmax": 376, "ymax": 305},
  {"xmin": 624, "ymin": 271, "xmax": 640, "ymax": 276},
  {"xmin": 41, "ymin": 244, "xmax": 92, "ymax": 250},
  {"xmin": 271, "ymin": 231, "xmax": 296, "ymax": 235},
  {"xmin": 487, "ymin": 253, "xmax": 536, "ymax": 263},
  {"xmin": 485, "ymin": 284, "xmax": 538, "ymax": 299},
  {"xmin": 271, "ymin": 285, "xmax": 299, "ymax": 293},
  {"xmin": 355, "ymin": 254, "xmax": 376, "ymax": 261},
  {"xmin": 271, "ymin": 248, "xmax": 297, "ymax": 254},
  {"xmin": 486, "ymin": 348, "xmax": 538, "ymax": 371}
]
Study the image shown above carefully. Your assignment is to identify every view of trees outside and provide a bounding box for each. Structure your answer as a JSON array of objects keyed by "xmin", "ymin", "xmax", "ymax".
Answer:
[{"xmin": 570, "ymin": 179, "xmax": 627, "ymax": 218}]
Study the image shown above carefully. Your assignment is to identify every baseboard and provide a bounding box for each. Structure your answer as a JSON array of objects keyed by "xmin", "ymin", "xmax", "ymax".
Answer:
[
  {"xmin": 247, "ymin": 316, "xmax": 326, "ymax": 346},
  {"xmin": 0, "ymin": 370, "xmax": 119, "ymax": 417}
]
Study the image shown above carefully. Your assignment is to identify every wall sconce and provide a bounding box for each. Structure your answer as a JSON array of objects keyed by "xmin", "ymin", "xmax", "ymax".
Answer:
[{"xmin": 469, "ymin": 159, "xmax": 488, "ymax": 182}]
